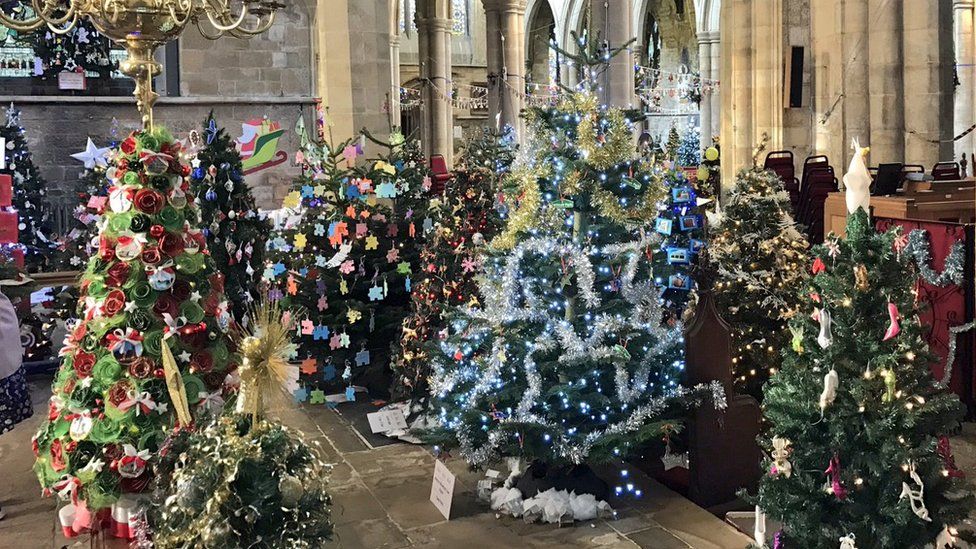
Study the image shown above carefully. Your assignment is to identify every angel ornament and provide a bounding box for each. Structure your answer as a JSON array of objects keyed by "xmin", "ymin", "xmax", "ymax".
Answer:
[
  {"xmin": 843, "ymin": 138, "xmax": 872, "ymax": 214},
  {"xmin": 900, "ymin": 461, "xmax": 932, "ymax": 522}
]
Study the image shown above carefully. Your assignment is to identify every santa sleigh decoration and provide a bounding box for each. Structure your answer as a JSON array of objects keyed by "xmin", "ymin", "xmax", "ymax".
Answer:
[{"xmin": 236, "ymin": 118, "xmax": 287, "ymax": 175}]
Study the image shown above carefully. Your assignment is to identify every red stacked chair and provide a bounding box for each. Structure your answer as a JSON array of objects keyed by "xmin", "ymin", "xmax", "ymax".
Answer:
[
  {"xmin": 429, "ymin": 154, "xmax": 452, "ymax": 194},
  {"xmin": 764, "ymin": 151, "xmax": 800, "ymax": 210},
  {"xmin": 798, "ymin": 166, "xmax": 837, "ymax": 244},
  {"xmin": 931, "ymin": 161, "xmax": 961, "ymax": 181}
]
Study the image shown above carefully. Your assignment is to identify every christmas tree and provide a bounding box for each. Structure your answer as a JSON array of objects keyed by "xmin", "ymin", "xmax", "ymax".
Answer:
[
  {"xmin": 709, "ymin": 167, "xmax": 809, "ymax": 396},
  {"xmin": 651, "ymin": 163, "xmax": 706, "ymax": 322},
  {"xmin": 31, "ymin": 21, "xmax": 117, "ymax": 81},
  {"xmin": 149, "ymin": 303, "xmax": 332, "ymax": 548},
  {"xmin": 32, "ymin": 127, "xmax": 238, "ymax": 518},
  {"xmin": 391, "ymin": 128, "xmax": 515, "ymax": 402},
  {"xmin": 1, "ymin": 103, "xmax": 55, "ymax": 272},
  {"xmin": 751, "ymin": 151, "xmax": 973, "ymax": 548},
  {"xmin": 675, "ymin": 124, "xmax": 701, "ymax": 167},
  {"xmin": 266, "ymin": 121, "xmax": 429, "ymax": 398},
  {"xmin": 424, "ymin": 89, "xmax": 722, "ymax": 469},
  {"xmin": 190, "ymin": 113, "xmax": 270, "ymax": 322}
]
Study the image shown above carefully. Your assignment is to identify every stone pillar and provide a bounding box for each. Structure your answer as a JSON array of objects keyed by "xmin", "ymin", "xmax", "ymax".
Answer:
[
  {"xmin": 842, "ymin": 0, "xmax": 870, "ymax": 170},
  {"xmin": 720, "ymin": 0, "xmax": 753, "ymax": 185},
  {"xmin": 416, "ymin": 1, "xmax": 454, "ymax": 164},
  {"xmin": 390, "ymin": 34, "xmax": 402, "ymax": 129},
  {"xmin": 954, "ymin": 0, "xmax": 975, "ymax": 160},
  {"xmin": 868, "ymin": 0, "xmax": 904, "ymax": 165},
  {"xmin": 903, "ymin": 1, "xmax": 952, "ymax": 165},
  {"xmin": 751, "ymin": 0, "xmax": 784, "ymax": 152},
  {"xmin": 592, "ymin": 0, "xmax": 635, "ymax": 108},
  {"xmin": 698, "ymin": 36, "xmax": 712, "ymax": 149},
  {"xmin": 708, "ymin": 34, "xmax": 721, "ymax": 142},
  {"xmin": 483, "ymin": 1, "xmax": 503, "ymax": 129}
]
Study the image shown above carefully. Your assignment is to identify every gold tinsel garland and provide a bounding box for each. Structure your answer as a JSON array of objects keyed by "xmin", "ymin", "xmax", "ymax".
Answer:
[
  {"xmin": 490, "ymin": 164, "xmax": 546, "ymax": 250},
  {"xmin": 573, "ymin": 94, "xmax": 634, "ymax": 171}
]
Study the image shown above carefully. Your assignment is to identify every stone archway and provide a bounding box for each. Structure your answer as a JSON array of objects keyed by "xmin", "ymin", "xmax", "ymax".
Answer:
[{"xmin": 525, "ymin": 0, "xmax": 557, "ymax": 88}]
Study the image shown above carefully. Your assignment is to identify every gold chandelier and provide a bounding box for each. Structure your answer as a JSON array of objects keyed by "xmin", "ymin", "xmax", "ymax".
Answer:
[{"xmin": 0, "ymin": 0, "xmax": 283, "ymax": 129}]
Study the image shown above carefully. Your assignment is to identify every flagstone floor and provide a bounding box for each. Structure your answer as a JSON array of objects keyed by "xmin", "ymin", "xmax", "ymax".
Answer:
[{"xmin": 3, "ymin": 371, "xmax": 974, "ymax": 548}]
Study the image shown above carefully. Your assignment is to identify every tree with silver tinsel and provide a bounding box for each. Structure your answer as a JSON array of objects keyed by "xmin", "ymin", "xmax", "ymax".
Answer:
[
  {"xmin": 1, "ymin": 103, "xmax": 54, "ymax": 272},
  {"xmin": 675, "ymin": 124, "xmax": 701, "ymax": 167},
  {"xmin": 424, "ymin": 88, "xmax": 723, "ymax": 473}
]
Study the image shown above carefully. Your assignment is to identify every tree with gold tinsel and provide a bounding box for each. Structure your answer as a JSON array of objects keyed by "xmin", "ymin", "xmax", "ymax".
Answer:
[
  {"xmin": 391, "ymin": 128, "xmax": 515, "ymax": 402},
  {"xmin": 149, "ymin": 302, "xmax": 332, "ymax": 548},
  {"xmin": 750, "ymin": 196, "xmax": 973, "ymax": 545},
  {"xmin": 265, "ymin": 121, "xmax": 429, "ymax": 398},
  {"xmin": 708, "ymin": 167, "xmax": 809, "ymax": 396},
  {"xmin": 32, "ymin": 128, "xmax": 238, "ymax": 527},
  {"xmin": 190, "ymin": 113, "xmax": 270, "ymax": 322},
  {"xmin": 425, "ymin": 90, "xmax": 723, "ymax": 469}
]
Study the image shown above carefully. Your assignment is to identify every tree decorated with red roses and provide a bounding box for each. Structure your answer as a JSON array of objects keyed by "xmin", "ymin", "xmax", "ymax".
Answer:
[{"xmin": 31, "ymin": 128, "xmax": 238, "ymax": 535}]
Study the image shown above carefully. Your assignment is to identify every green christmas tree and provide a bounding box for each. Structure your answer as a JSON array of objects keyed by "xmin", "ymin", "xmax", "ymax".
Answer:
[
  {"xmin": 675, "ymin": 124, "xmax": 701, "ymax": 167},
  {"xmin": 709, "ymin": 167, "xmax": 809, "ymax": 396},
  {"xmin": 190, "ymin": 113, "xmax": 271, "ymax": 322},
  {"xmin": 1, "ymin": 103, "xmax": 55, "ymax": 272},
  {"xmin": 751, "ymin": 207, "xmax": 973, "ymax": 547},
  {"xmin": 31, "ymin": 21, "xmax": 117, "ymax": 81},
  {"xmin": 266, "ymin": 121, "xmax": 429, "ymax": 398},
  {"xmin": 424, "ymin": 90, "xmax": 722, "ymax": 469},
  {"xmin": 391, "ymin": 128, "xmax": 515, "ymax": 402},
  {"xmin": 32, "ymin": 127, "xmax": 238, "ymax": 513}
]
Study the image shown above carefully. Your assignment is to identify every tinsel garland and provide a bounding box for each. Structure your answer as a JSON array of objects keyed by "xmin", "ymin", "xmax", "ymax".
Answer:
[
  {"xmin": 940, "ymin": 321, "xmax": 976, "ymax": 387},
  {"xmin": 903, "ymin": 229, "xmax": 966, "ymax": 287},
  {"xmin": 490, "ymin": 165, "xmax": 545, "ymax": 250},
  {"xmin": 574, "ymin": 96, "xmax": 633, "ymax": 171}
]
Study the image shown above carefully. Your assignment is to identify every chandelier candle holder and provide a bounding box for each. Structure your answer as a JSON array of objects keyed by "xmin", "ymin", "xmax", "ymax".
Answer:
[{"xmin": 0, "ymin": 0, "xmax": 283, "ymax": 129}]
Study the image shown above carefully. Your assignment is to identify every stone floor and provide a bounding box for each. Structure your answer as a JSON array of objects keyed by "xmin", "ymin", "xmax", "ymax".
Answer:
[
  {"xmin": 5, "ymin": 374, "xmax": 976, "ymax": 548},
  {"xmin": 0, "ymin": 374, "xmax": 755, "ymax": 548}
]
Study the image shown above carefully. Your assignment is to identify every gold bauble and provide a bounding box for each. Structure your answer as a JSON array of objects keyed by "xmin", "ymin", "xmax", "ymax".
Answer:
[{"xmin": 705, "ymin": 147, "xmax": 720, "ymax": 161}]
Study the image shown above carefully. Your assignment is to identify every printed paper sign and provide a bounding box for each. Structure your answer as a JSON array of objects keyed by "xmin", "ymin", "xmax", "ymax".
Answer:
[
  {"xmin": 366, "ymin": 409, "xmax": 408, "ymax": 434},
  {"xmin": 429, "ymin": 459, "xmax": 456, "ymax": 520}
]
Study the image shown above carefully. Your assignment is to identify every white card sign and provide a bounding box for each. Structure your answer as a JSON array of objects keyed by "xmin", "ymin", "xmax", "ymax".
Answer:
[
  {"xmin": 429, "ymin": 459, "xmax": 456, "ymax": 520},
  {"xmin": 366, "ymin": 408, "xmax": 408, "ymax": 434},
  {"xmin": 0, "ymin": 138, "xmax": 5, "ymax": 170},
  {"xmin": 58, "ymin": 71, "xmax": 86, "ymax": 91}
]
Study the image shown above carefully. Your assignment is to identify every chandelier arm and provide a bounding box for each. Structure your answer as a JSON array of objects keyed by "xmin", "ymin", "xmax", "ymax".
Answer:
[
  {"xmin": 46, "ymin": 13, "xmax": 79, "ymax": 34},
  {"xmin": 166, "ymin": 3, "xmax": 190, "ymax": 28},
  {"xmin": 205, "ymin": 5, "xmax": 247, "ymax": 32},
  {"xmin": 194, "ymin": 16, "xmax": 225, "ymax": 40},
  {"xmin": 31, "ymin": 0, "xmax": 76, "ymax": 26},
  {"xmin": 0, "ymin": 11, "xmax": 46, "ymax": 31},
  {"xmin": 229, "ymin": 11, "xmax": 275, "ymax": 36}
]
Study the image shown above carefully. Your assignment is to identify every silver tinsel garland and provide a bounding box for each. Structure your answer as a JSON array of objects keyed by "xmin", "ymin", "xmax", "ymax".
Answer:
[
  {"xmin": 903, "ymin": 229, "xmax": 966, "ymax": 287},
  {"xmin": 939, "ymin": 321, "xmax": 976, "ymax": 387}
]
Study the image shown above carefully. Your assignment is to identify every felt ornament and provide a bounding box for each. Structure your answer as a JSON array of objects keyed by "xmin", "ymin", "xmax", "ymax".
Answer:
[
  {"xmin": 770, "ymin": 437, "xmax": 792, "ymax": 478},
  {"xmin": 824, "ymin": 454, "xmax": 847, "ymax": 500},
  {"xmin": 900, "ymin": 461, "xmax": 932, "ymax": 522},
  {"xmin": 883, "ymin": 302, "xmax": 900, "ymax": 341},
  {"xmin": 843, "ymin": 138, "xmax": 872, "ymax": 214},
  {"xmin": 817, "ymin": 307, "xmax": 833, "ymax": 349},
  {"xmin": 853, "ymin": 264, "xmax": 869, "ymax": 291},
  {"xmin": 820, "ymin": 368, "xmax": 839, "ymax": 410}
]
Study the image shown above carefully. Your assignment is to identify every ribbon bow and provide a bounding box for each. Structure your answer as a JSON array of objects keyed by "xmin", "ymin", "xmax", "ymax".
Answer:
[
  {"xmin": 52, "ymin": 475, "xmax": 82, "ymax": 505},
  {"xmin": 107, "ymin": 327, "xmax": 144, "ymax": 354},
  {"xmin": 138, "ymin": 149, "xmax": 173, "ymax": 166},
  {"xmin": 118, "ymin": 390, "xmax": 156, "ymax": 416},
  {"xmin": 146, "ymin": 259, "xmax": 176, "ymax": 277},
  {"xmin": 116, "ymin": 231, "xmax": 148, "ymax": 246},
  {"xmin": 117, "ymin": 444, "xmax": 151, "ymax": 479},
  {"xmin": 161, "ymin": 312, "xmax": 188, "ymax": 340}
]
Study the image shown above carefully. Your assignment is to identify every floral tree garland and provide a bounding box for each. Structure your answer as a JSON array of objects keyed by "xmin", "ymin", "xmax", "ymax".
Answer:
[{"xmin": 32, "ymin": 128, "xmax": 237, "ymax": 536}]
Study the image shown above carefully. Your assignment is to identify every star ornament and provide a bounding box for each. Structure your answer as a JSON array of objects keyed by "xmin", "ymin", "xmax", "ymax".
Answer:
[{"xmin": 71, "ymin": 138, "xmax": 111, "ymax": 169}]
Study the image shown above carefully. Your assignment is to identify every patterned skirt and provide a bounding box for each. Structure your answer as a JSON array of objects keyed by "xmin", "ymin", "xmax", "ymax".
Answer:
[{"xmin": 0, "ymin": 366, "xmax": 32, "ymax": 435}]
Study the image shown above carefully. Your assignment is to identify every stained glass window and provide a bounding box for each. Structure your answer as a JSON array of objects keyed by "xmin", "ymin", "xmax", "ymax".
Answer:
[{"xmin": 451, "ymin": 0, "xmax": 468, "ymax": 35}]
